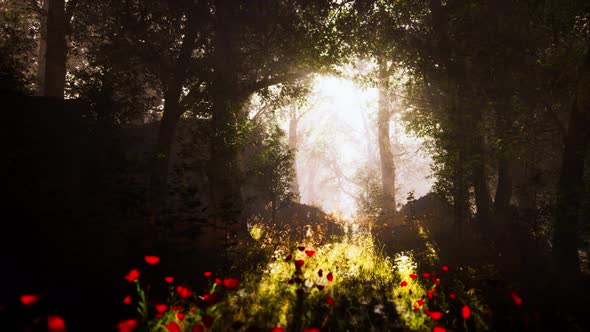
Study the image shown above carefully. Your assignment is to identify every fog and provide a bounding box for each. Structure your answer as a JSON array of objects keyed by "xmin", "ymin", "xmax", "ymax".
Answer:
[{"xmin": 280, "ymin": 75, "xmax": 434, "ymax": 219}]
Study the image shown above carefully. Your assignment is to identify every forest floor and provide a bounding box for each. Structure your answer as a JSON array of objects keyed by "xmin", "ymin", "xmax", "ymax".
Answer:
[{"xmin": 3, "ymin": 200, "xmax": 589, "ymax": 332}]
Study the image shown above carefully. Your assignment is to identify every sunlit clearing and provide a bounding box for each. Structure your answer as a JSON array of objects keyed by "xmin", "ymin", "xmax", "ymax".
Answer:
[{"xmin": 284, "ymin": 74, "xmax": 434, "ymax": 219}]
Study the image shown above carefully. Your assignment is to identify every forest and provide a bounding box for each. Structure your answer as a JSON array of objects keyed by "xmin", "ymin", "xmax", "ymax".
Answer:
[{"xmin": 1, "ymin": 0, "xmax": 590, "ymax": 331}]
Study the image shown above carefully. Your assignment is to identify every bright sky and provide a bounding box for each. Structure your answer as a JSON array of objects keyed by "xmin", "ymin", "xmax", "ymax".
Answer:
[{"xmin": 282, "ymin": 75, "xmax": 433, "ymax": 219}]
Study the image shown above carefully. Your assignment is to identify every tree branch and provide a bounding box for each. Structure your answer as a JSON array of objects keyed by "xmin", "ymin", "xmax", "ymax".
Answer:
[
  {"xmin": 245, "ymin": 70, "xmax": 313, "ymax": 95},
  {"xmin": 65, "ymin": 0, "xmax": 80, "ymax": 24}
]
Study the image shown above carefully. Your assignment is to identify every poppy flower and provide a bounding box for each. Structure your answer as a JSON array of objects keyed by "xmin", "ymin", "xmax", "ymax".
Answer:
[
  {"xmin": 318, "ymin": 269, "xmax": 323, "ymax": 277},
  {"xmin": 203, "ymin": 271, "xmax": 212, "ymax": 277},
  {"xmin": 298, "ymin": 246, "xmax": 305, "ymax": 251},
  {"xmin": 417, "ymin": 299, "xmax": 425, "ymax": 306},
  {"xmin": 223, "ymin": 278, "xmax": 240, "ymax": 289},
  {"xmin": 164, "ymin": 276, "xmax": 174, "ymax": 284},
  {"xmin": 305, "ymin": 250, "xmax": 315, "ymax": 257},
  {"xmin": 285, "ymin": 254, "xmax": 292, "ymax": 261},
  {"xmin": 433, "ymin": 327, "xmax": 446, "ymax": 332},
  {"xmin": 172, "ymin": 305, "xmax": 183, "ymax": 311},
  {"xmin": 155, "ymin": 304, "xmax": 168, "ymax": 313},
  {"xmin": 144, "ymin": 256, "xmax": 160, "ymax": 265},
  {"xmin": 427, "ymin": 291, "xmax": 433, "ymax": 299},
  {"xmin": 270, "ymin": 328, "xmax": 284, "ymax": 332},
  {"xmin": 304, "ymin": 329, "xmax": 320, "ymax": 332},
  {"xmin": 325, "ymin": 296, "xmax": 334, "ymax": 305},
  {"xmin": 511, "ymin": 291, "xmax": 522, "ymax": 306},
  {"xmin": 429, "ymin": 311, "xmax": 443, "ymax": 320},
  {"xmin": 190, "ymin": 308, "xmax": 196, "ymax": 313},
  {"xmin": 434, "ymin": 279, "xmax": 441, "ymax": 286},
  {"xmin": 462, "ymin": 305, "xmax": 471, "ymax": 319},
  {"xmin": 431, "ymin": 273, "xmax": 440, "ymax": 279},
  {"xmin": 215, "ymin": 278, "xmax": 222, "ymax": 285},
  {"xmin": 410, "ymin": 273, "xmax": 418, "ymax": 279},
  {"xmin": 48, "ymin": 315, "xmax": 66, "ymax": 332},
  {"xmin": 413, "ymin": 305, "xmax": 419, "ymax": 310},
  {"xmin": 177, "ymin": 313, "xmax": 185, "ymax": 321},
  {"xmin": 423, "ymin": 273, "xmax": 431, "ymax": 278},
  {"xmin": 177, "ymin": 286, "xmax": 193, "ymax": 298},
  {"xmin": 483, "ymin": 310, "xmax": 488, "ymax": 316},
  {"xmin": 202, "ymin": 314, "xmax": 214, "ymax": 328},
  {"xmin": 327, "ymin": 272, "xmax": 333, "ymax": 282},
  {"xmin": 400, "ymin": 281, "xmax": 408, "ymax": 287},
  {"xmin": 123, "ymin": 296, "xmax": 132, "ymax": 304},
  {"xmin": 442, "ymin": 265, "xmax": 449, "ymax": 271},
  {"xmin": 192, "ymin": 325, "xmax": 204, "ymax": 332},
  {"xmin": 449, "ymin": 293, "xmax": 456, "ymax": 299},
  {"xmin": 165, "ymin": 321, "xmax": 180, "ymax": 332},
  {"xmin": 316, "ymin": 285, "xmax": 325, "ymax": 290},
  {"xmin": 125, "ymin": 269, "xmax": 140, "ymax": 282},
  {"xmin": 203, "ymin": 292, "xmax": 219, "ymax": 306},
  {"xmin": 116, "ymin": 319, "xmax": 138, "ymax": 332},
  {"xmin": 20, "ymin": 294, "xmax": 41, "ymax": 306},
  {"xmin": 295, "ymin": 260, "xmax": 305, "ymax": 268}
]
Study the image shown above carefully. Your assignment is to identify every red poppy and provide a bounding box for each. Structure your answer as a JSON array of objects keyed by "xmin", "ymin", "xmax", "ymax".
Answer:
[
  {"xmin": 47, "ymin": 315, "xmax": 66, "ymax": 332},
  {"xmin": 20, "ymin": 294, "xmax": 41, "ymax": 306},
  {"xmin": 177, "ymin": 286, "xmax": 193, "ymax": 298},
  {"xmin": 295, "ymin": 260, "xmax": 305, "ymax": 268},
  {"xmin": 429, "ymin": 311, "xmax": 443, "ymax": 320},
  {"xmin": 304, "ymin": 329, "xmax": 320, "ymax": 332},
  {"xmin": 433, "ymin": 327, "xmax": 446, "ymax": 332},
  {"xmin": 165, "ymin": 321, "xmax": 180, "ymax": 332},
  {"xmin": 462, "ymin": 305, "xmax": 471, "ymax": 319},
  {"xmin": 223, "ymin": 278, "xmax": 240, "ymax": 289},
  {"xmin": 155, "ymin": 304, "xmax": 168, "ymax": 313},
  {"xmin": 442, "ymin": 265, "xmax": 449, "ymax": 271},
  {"xmin": 298, "ymin": 246, "xmax": 305, "ymax": 251},
  {"xmin": 203, "ymin": 271, "xmax": 212, "ymax": 277},
  {"xmin": 427, "ymin": 291, "xmax": 433, "ymax": 299},
  {"xmin": 483, "ymin": 310, "xmax": 488, "ymax": 316},
  {"xmin": 325, "ymin": 296, "xmax": 334, "ymax": 305},
  {"xmin": 410, "ymin": 273, "xmax": 418, "ymax": 279},
  {"xmin": 432, "ymin": 287, "xmax": 437, "ymax": 293},
  {"xmin": 305, "ymin": 250, "xmax": 315, "ymax": 257},
  {"xmin": 511, "ymin": 291, "xmax": 522, "ymax": 306},
  {"xmin": 144, "ymin": 256, "xmax": 160, "ymax": 265},
  {"xmin": 413, "ymin": 305, "xmax": 419, "ymax": 310},
  {"xmin": 423, "ymin": 272, "xmax": 431, "ymax": 278},
  {"xmin": 285, "ymin": 254, "xmax": 292, "ymax": 261},
  {"xmin": 190, "ymin": 308, "xmax": 196, "ymax": 313},
  {"xmin": 192, "ymin": 325, "xmax": 204, "ymax": 332},
  {"xmin": 164, "ymin": 276, "xmax": 174, "ymax": 284},
  {"xmin": 123, "ymin": 296, "xmax": 132, "ymax": 304},
  {"xmin": 155, "ymin": 314, "xmax": 163, "ymax": 319},
  {"xmin": 318, "ymin": 269, "xmax": 323, "ymax": 277},
  {"xmin": 316, "ymin": 285, "xmax": 325, "ymax": 290},
  {"xmin": 125, "ymin": 269, "xmax": 140, "ymax": 282},
  {"xmin": 202, "ymin": 314, "xmax": 214, "ymax": 328},
  {"xmin": 270, "ymin": 328, "xmax": 284, "ymax": 332},
  {"xmin": 434, "ymin": 279, "xmax": 441, "ymax": 286},
  {"xmin": 116, "ymin": 319, "xmax": 138, "ymax": 332},
  {"xmin": 215, "ymin": 278, "xmax": 222, "ymax": 285},
  {"xmin": 202, "ymin": 292, "xmax": 219, "ymax": 306},
  {"xmin": 417, "ymin": 299, "xmax": 425, "ymax": 307},
  {"xmin": 449, "ymin": 293, "xmax": 456, "ymax": 299},
  {"xmin": 431, "ymin": 273, "xmax": 440, "ymax": 279},
  {"xmin": 400, "ymin": 281, "xmax": 408, "ymax": 287},
  {"xmin": 327, "ymin": 272, "xmax": 333, "ymax": 282},
  {"xmin": 177, "ymin": 313, "xmax": 185, "ymax": 321}
]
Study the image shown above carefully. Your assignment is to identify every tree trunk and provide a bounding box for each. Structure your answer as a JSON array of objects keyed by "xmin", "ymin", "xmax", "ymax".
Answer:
[
  {"xmin": 208, "ymin": 0, "xmax": 244, "ymax": 222},
  {"xmin": 149, "ymin": 93, "xmax": 183, "ymax": 211},
  {"xmin": 377, "ymin": 57, "xmax": 396, "ymax": 214},
  {"xmin": 39, "ymin": 0, "xmax": 67, "ymax": 98},
  {"xmin": 148, "ymin": 11, "xmax": 198, "ymax": 215},
  {"xmin": 471, "ymin": 108, "xmax": 492, "ymax": 223},
  {"xmin": 553, "ymin": 49, "xmax": 590, "ymax": 278},
  {"xmin": 494, "ymin": 108, "xmax": 514, "ymax": 217},
  {"xmin": 288, "ymin": 104, "xmax": 300, "ymax": 199}
]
